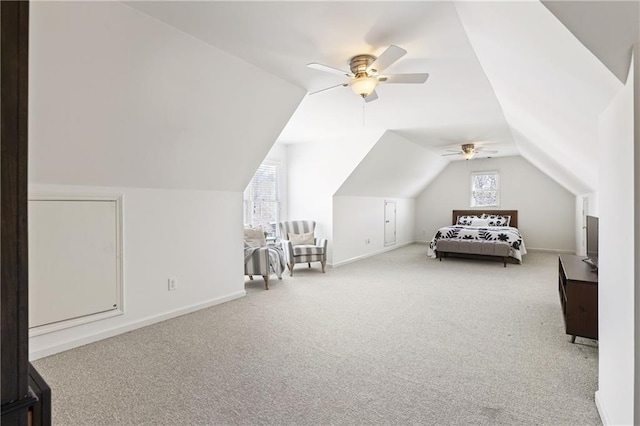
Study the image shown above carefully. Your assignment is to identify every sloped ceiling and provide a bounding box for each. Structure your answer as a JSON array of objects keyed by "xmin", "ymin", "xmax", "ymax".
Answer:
[
  {"xmin": 30, "ymin": 1, "xmax": 305, "ymax": 191},
  {"xmin": 335, "ymin": 131, "xmax": 448, "ymax": 198},
  {"xmin": 542, "ymin": 1, "xmax": 639, "ymax": 84},
  {"xmin": 125, "ymin": 1, "xmax": 625, "ymax": 196},
  {"xmin": 127, "ymin": 1, "xmax": 517, "ymax": 154},
  {"xmin": 455, "ymin": 1, "xmax": 622, "ymax": 194}
]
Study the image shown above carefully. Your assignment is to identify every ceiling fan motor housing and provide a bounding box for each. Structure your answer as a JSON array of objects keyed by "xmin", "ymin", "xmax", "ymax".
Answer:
[
  {"xmin": 462, "ymin": 143, "xmax": 475, "ymax": 154},
  {"xmin": 349, "ymin": 54, "xmax": 377, "ymax": 76}
]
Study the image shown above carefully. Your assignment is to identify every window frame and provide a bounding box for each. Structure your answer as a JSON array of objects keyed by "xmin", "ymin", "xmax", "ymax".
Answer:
[
  {"xmin": 243, "ymin": 161, "xmax": 281, "ymax": 239},
  {"xmin": 470, "ymin": 171, "xmax": 500, "ymax": 208}
]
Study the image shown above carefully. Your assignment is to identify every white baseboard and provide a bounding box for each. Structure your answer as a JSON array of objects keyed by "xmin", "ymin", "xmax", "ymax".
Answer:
[
  {"xmin": 329, "ymin": 244, "xmax": 573, "ymax": 267},
  {"xmin": 29, "ymin": 290, "xmax": 246, "ymax": 361},
  {"xmin": 595, "ymin": 391, "xmax": 610, "ymax": 425},
  {"xmin": 525, "ymin": 247, "xmax": 575, "ymax": 254},
  {"xmin": 331, "ymin": 241, "xmax": 416, "ymax": 268}
]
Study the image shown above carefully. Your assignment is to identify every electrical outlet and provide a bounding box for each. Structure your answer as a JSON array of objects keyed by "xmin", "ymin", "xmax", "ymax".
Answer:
[{"xmin": 168, "ymin": 278, "xmax": 177, "ymax": 291}]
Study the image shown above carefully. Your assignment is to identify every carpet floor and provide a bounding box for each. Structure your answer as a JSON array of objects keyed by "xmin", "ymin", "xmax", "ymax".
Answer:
[{"xmin": 33, "ymin": 244, "xmax": 600, "ymax": 425}]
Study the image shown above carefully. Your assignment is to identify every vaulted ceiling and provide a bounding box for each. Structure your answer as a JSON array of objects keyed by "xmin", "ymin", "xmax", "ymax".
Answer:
[{"xmin": 128, "ymin": 1, "xmax": 632, "ymax": 196}]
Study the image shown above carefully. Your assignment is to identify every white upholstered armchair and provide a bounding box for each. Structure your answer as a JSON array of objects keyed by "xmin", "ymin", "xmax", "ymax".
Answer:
[{"xmin": 279, "ymin": 220, "xmax": 327, "ymax": 276}]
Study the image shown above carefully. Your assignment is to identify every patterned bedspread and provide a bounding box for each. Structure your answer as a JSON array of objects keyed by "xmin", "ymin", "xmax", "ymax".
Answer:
[{"xmin": 427, "ymin": 225, "xmax": 527, "ymax": 261}]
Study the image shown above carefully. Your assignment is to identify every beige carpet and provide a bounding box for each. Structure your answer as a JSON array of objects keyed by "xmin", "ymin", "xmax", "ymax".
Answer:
[{"xmin": 33, "ymin": 244, "xmax": 600, "ymax": 425}]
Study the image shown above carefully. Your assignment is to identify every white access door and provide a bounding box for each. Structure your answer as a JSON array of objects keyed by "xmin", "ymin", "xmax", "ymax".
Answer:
[
  {"xmin": 384, "ymin": 201, "xmax": 396, "ymax": 246},
  {"xmin": 29, "ymin": 196, "xmax": 123, "ymax": 331}
]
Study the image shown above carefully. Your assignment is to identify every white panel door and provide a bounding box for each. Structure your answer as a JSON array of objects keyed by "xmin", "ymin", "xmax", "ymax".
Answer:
[
  {"xmin": 384, "ymin": 201, "xmax": 396, "ymax": 246},
  {"xmin": 29, "ymin": 198, "xmax": 120, "ymax": 328},
  {"xmin": 582, "ymin": 196, "xmax": 589, "ymax": 255}
]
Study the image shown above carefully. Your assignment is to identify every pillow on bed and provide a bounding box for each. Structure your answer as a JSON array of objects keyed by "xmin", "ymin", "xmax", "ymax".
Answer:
[
  {"xmin": 457, "ymin": 214, "xmax": 511, "ymax": 227},
  {"xmin": 456, "ymin": 215, "xmax": 485, "ymax": 226},
  {"xmin": 485, "ymin": 215, "xmax": 511, "ymax": 226},
  {"xmin": 288, "ymin": 231, "xmax": 315, "ymax": 246},
  {"xmin": 470, "ymin": 218, "xmax": 492, "ymax": 226}
]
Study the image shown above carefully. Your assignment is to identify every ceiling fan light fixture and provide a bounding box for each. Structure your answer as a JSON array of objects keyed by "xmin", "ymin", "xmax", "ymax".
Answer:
[
  {"xmin": 350, "ymin": 75, "xmax": 378, "ymax": 98},
  {"xmin": 461, "ymin": 144, "xmax": 476, "ymax": 160}
]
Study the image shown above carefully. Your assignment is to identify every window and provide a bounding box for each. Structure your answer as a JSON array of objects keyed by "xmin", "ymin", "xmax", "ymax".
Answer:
[
  {"xmin": 244, "ymin": 163, "xmax": 280, "ymax": 239},
  {"xmin": 470, "ymin": 171, "xmax": 499, "ymax": 207}
]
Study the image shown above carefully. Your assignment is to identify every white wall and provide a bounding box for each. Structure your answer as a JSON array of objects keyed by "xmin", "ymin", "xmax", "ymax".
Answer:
[
  {"xmin": 595, "ymin": 54, "xmax": 635, "ymax": 426},
  {"xmin": 333, "ymin": 197, "xmax": 415, "ymax": 266},
  {"xmin": 28, "ymin": 2, "xmax": 304, "ymax": 357},
  {"xmin": 29, "ymin": 184, "xmax": 244, "ymax": 359},
  {"xmin": 286, "ymin": 129, "xmax": 383, "ymax": 264},
  {"xmin": 635, "ymin": 46, "xmax": 640, "ymax": 426},
  {"xmin": 415, "ymin": 156, "xmax": 575, "ymax": 253}
]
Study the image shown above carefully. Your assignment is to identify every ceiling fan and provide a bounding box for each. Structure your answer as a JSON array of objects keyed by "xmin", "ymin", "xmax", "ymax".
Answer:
[
  {"xmin": 442, "ymin": 143, "xmax": 498, "ymax": 160},
  {"xmin": 307, "ymin": 45, "xmax": 429, "ymax": 103}
]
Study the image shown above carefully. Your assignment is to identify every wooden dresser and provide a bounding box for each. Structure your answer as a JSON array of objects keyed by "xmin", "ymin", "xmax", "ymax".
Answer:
[{"xmin": 558, "ymin": 254, "xmax": 598, "ymax": 342}]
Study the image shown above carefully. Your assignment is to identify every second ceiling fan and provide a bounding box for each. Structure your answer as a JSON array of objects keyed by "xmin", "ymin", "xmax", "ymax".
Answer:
[
  {"xmin": 442, "ymin": 143, "xmax": 498, "ymax": 160},
  {"xmin": 307, "ymin": 45, "xmax": 429, "ymax": 103}
]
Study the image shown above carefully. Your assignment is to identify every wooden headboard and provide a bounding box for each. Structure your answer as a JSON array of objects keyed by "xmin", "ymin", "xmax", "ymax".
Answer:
[{"xmin": 452, "ymin": 210, "xmax": 518, "ymax": 228}]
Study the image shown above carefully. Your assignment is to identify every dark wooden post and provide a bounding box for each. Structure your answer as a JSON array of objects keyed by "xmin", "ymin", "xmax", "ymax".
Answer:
[{"xmin": 1, "ymin": 2, "xmax": 41, "ymax": 424}]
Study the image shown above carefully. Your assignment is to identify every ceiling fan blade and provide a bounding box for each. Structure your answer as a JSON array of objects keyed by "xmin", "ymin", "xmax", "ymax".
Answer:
[
  {"xmin": 476, "ymin": 149, "xmax": 498, "ymax": 154},
  {"xmin": 441, "ymin": 152, "xmax": 462, "ymax": 156},
  {"xmin": 379, "ymin": 73, "xmax": 429, "ymax": 84},
  {"xmin": 367, "ymin": 45, "xmax": 406, "ymax": 74},
  {"xmin": 308, "ymin": 83, "xmax": 348, "ymax": 95},
  {"xmin": 307, "ymin": 62, "xmax": 352, "ymax": 77},
  {"xmin": 364, "ymin": 90, "xmax": 379, "ymax": 103}
]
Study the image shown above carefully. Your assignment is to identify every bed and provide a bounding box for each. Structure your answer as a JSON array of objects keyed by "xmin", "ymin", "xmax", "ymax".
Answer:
[{"xmin": 427, "ymin": 210, "xmax": 526, "ymax": 267}]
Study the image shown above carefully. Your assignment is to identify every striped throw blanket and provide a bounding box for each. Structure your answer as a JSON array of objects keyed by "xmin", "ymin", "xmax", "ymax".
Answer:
[{"xmin": 244, "ymin": 245, "xmax": 285, "ymax": 279}]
